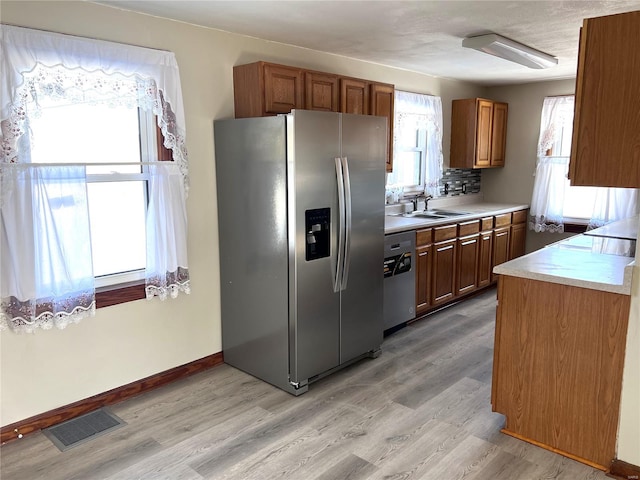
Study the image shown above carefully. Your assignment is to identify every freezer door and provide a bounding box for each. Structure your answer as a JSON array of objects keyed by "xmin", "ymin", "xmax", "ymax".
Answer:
[
  {"xmin": 339, "ymin": 113, "xmax": 386, "ymax": 361},
  {"xmin": 289, "ymin": 110, "xmax": 342, "ymax": 384}
]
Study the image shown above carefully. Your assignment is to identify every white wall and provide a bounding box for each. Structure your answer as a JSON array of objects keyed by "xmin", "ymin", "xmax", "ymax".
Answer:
[{"xmin": 0, "ymin": 0, "xmax": 484, "ymax": 426}]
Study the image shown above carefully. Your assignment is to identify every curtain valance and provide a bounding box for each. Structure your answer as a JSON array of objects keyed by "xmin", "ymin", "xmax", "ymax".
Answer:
[{"xmin": 0, "ymin": 24, "xmax": 188, "ymax": 181}]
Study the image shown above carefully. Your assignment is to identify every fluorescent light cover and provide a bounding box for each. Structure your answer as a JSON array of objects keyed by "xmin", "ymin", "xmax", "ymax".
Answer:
[{"xmin": 462, "ymin": 33, "xmax": 558, "ymax": 69}]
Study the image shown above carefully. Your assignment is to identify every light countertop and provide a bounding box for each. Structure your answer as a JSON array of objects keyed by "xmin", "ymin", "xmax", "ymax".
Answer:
[
  {"xmin": 494, "ymin": 226, "xmax": 636, "ymax": 295},
  {"xmin": 385, "ymin": 198, "xmax": 529, "ymax": 234},
  {"xmin": 584, "ymin": 215, "xmax": 639, "ymax": 241}
]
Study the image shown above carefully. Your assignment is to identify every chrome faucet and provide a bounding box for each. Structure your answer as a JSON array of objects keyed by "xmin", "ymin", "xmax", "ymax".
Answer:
[
  {"xmin": 412, "ymin": 194, "xmax": 434, "ymax": 212},
  {"xmin": 423, "ymin": 194, "xmax": 433, "ymax": 211}
]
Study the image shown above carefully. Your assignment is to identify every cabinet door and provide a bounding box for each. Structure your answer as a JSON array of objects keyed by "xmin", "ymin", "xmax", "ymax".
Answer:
[
  {"xmin": 477, "ymin": 230, "xmax": 493, "ymax": 288},
  {"xmin": 475, "ymin": 99, "xmax": 494, "ymax": 167},
  {"xmin": 416, "ymin": 244, "xmax": 432, "ymax": 315},
  {"xmin": 570, "ymin": 11, "xmax": 640, "ymax": 187},
  {"xmin": 370, "ymin": 83, "xmax": 394, "ymax": 172},
  {"xmin": 456, "ymin": 233, "xmax": 479, "ymax": 296},
  {"xmin": 490, "ymin": 102, "xmax": 508, "ymax": 167},
  {"xmin": 432, "ymin": 239, "xmax": 457, "ymax": 306},
  {"xmin": 264, "ymin": 64, "xmax": 304, "ymax": 114},
  {"xmin": 340, "ymin": 78, "xmax": 369, "ymax": 115},
  {"xmin": 305, "ymin": 72, "xmax": 339, "ymax": 112},
  {"xmin": 509, "ymin": 222, "xmax": 527, "ymax": 260},
  {"xmin": 492, "ymin": 226, "xmax": 511, "ymax": 282}
]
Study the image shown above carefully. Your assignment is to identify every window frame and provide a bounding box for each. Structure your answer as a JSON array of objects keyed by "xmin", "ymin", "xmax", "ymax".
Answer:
[
  {"xmin": 393, "ymin": 124, "xmax": 429, "ymax": 196},
  {"xmin": 95, "ymin": 121, "xmax": 172, "ymax": 307}
]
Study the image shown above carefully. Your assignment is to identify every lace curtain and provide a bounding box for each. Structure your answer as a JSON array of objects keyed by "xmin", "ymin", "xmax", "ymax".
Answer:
[
  {"xmin": 529, "ymin": 95, "xmax": 638, "ymax": 232},
  {"xmin": 530, "ymin": 96, "xmax": 574, "ymax": 232},
  {"xmin": 1, "ymin": 25, "xmax": 190, "ymax": 333},
  {"xmin": 390, "ymin": 91, "xmax": 443, "ymax": 197}
]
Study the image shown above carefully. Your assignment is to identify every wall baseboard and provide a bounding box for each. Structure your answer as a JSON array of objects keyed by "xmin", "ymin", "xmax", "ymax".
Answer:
[
  {"xmin": 0, "ymin": 352, "xmax": 223, "ymax": 445},
  {"xmin": 609, "ymin": 459, "xmax": 640, "ymax": 480}
]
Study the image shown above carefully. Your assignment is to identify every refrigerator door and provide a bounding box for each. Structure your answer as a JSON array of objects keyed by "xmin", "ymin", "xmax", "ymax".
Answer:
[
  {"xmin": 339, "ymin": 113, "xmax": 386, "ymax": 362},
  {"xmin": 214, "ymin": 116, "xmax": 294, "ymax": 393},
  {"xmin": 288, "ymin": 110, "xmax": 342, "ymax": 385}
]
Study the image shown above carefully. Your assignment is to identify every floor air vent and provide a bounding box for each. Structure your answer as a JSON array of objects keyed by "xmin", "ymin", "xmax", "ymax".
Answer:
[{"xmin": 43, "ymin": 408, "xmax": 126, "ymax": 451}]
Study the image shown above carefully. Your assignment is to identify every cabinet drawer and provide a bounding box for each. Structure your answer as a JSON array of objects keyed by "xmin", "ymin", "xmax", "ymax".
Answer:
[
  {"xmin": 481, "ymin": 217, "xmax": 493, "ymax": 231},
  {"xmin": 458, "ymin": 220, "xmax": 480, "ymax": 237},
  {"xmin": 512, "ymin": 210, "xmax": 527, "ymax": 224},
  {"xmin": 433, "ymin": 224, "xmax": 457, "ymax": 242},
  {"xmin": 416, "ymin": 228, "xmax": 432, "ymax": 246},
  {"xmin": 494, "ymin": 213, "xmax": 512, "ymax": 228}
]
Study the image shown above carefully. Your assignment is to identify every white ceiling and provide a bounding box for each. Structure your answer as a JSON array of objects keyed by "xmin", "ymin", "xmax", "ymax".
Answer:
[{"xmin": 93, "ymin": 0, "xmax": 640, "ymax": 85}]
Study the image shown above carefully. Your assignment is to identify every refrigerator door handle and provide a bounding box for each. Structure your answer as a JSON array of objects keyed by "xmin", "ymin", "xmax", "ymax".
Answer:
[
  {"xmin": 341, "ymin": 157, "xmax": 352, "ymax": 291},
  {"xmin": 334, "ymin": 157, "xmax": 346, "ymax": 293}
]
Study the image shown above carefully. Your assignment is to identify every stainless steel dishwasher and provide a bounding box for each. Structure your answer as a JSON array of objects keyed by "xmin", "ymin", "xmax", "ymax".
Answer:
[{"xmin": 383, "ymin": 231, "xmax": 416, "ymax": 331}]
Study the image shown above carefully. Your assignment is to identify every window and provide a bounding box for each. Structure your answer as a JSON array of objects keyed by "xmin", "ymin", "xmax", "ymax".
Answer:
[
  {"xmin": 529, "ymin": 95, "xmax": 637, "ymax": 233},
  {"xmin": 542, "ymin": 97, "xmax": 600, "ymax": 222},
  {"xmin": 28, "ymin": 98, "xmax": 156, "ymax": 287},
  {"xmin": 387, "ymin": 91, "xmax": 443, "ymax": 198},
  {"xmin": 1, "ymin": 25, "xmax": 190, "ymax": 333}
]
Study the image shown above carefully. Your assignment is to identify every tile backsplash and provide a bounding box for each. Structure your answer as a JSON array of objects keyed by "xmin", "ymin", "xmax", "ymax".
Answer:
[{"xmin": 439, "ymin": 168, "xmax": 481, "ymax": 196}]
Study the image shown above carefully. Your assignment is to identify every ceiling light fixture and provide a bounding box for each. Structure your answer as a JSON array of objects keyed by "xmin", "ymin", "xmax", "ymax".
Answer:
[{"xmin": 462, "ymin": 33, "xmax": 558, "ymax": 69}]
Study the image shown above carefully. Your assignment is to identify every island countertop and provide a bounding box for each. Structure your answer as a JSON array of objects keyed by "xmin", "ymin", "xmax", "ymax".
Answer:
[{"xmin": 494, "ymin": 229, "xmax": 636, "ymax": 295}]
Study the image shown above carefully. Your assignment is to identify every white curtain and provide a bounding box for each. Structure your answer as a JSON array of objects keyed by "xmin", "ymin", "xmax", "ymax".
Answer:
[
  {"xmin": 529, "ymin": 156, "xmax": 569, "ymax": 232},
  {"xmin": 1, "ymin": 165, "xmax": 95, "ymax": 332},
  {"xmin": 588, "ymin": 188, "xmax": 639, "ymax": 230},
  {"xmin": 0, "ymin": 25, "xmax": 190, "ymax": 332},
  {"xmin": 391, "ymin": 91, "xmax": 443, "ymax": 197},
  {"xmin": 145, "ymin": 163, "xmax": 190, "ymax": 300},
  {"xmin": 529, "ymin": 96, "xmax": 573, "ymax": 232}
]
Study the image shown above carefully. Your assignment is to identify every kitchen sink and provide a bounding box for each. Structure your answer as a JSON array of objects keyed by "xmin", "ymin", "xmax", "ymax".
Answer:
[
  {"xmin": 430, "ymin": 209, "xmax": 471, "ymax": 216},
  {"xmin": 389, "ymin": 211, "xmax": 446, "ymax": 219},
  {"xmin": 389, "ymin": 209, "xmax": 471, "ymax": 219}
]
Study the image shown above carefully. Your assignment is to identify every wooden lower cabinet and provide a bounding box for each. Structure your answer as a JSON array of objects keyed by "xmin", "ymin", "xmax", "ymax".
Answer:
[
  {"xmin": 456, "ymin": 233, "xmax": 479, "ymax": 296},
  {"xmin": 432, "ymin": 239, "xmax": 457, "ymax": 306},
  {"xmin": 412, "ymin": 209, "xmax": 528, "ymax": 317},
  {"xmin": 477, "ymin": 230, "xmax": 493, "ymax": 288},
  {"xmin": 492, "ymin": 275, "xmax": 630, "ymax": 469},
  {"xmin": 415, "ymin": 244, "xmax": 432, "ymax": 315},
  {"xmin": 492, "ymin": 226, "xmax": 511, "ymax": 282},
  {"xmin": 509, "ymin": 221, "xmax": 526, "ymax": 260}
]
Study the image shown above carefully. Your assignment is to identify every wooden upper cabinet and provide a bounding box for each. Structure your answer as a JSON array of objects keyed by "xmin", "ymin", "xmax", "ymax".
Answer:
[
  {"xmin": 305, "ymin": 72, "xmax": 339, "ymax": 112},
  {"xmin": 569, "ymin": 11, "xmax": 640, "ymax": 187},
  {"xmin": 475, "ymin": 99, "xmax": 493, "ymax": 167},
  {"xmin": 450, "ymin": 98, "xmax": 508, "ymax": 169},
  {"xmin": 370, "ymin": 83, "xmax": 395, "ymax": 172},
  {"xmin": 340, "ymin": 78, "xmax": 369, "ymax": 115},
  {"xmin": 490, "ymin": 102, "xmax": 508, "ymax": 167},
  {"xmin": 233, "ymin": 61, "xmax": 395, "ymax": 171},
  {"xmin": 233, "ymin": 62, "xmax": 303, "ymax": 117}
]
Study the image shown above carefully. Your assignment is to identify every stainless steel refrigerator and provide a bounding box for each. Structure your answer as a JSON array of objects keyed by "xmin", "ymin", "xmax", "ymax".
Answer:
[{"xmin": 214, "ymin": 109, "xmax": 386, "ymax": 395}]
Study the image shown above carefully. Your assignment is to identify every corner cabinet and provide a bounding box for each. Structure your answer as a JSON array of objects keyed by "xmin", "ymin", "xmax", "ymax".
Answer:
[
  {"xmin": 569, "ymin": 11, "xmax": 640, "ymax": 187},
  {"xmin": 450, "ymin": 98, "xmax": 508, "ymax": 169},
  {"xmin": 233, "ymin": 61, "xmax": 395, "ymax": 172}
]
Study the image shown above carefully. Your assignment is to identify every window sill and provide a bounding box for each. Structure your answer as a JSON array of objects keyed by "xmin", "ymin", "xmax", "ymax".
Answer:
[
  {"xmin": 96, "ymin": 281, "xmax": 146, "ymax": 308},
  {"xmin": 563, "ymin": 223, "xmax": 588, "ymax": 234}
]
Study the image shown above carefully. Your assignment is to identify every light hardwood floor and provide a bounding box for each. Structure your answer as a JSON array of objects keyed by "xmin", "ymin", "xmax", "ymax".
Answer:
[{"xmin": 0, "ymin": 288, "xmax": 611, "ymax": 480}]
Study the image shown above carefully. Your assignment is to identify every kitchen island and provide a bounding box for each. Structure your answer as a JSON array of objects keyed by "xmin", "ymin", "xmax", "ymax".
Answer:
[{"xmin": 491, "ymin": 218, "xmax": 637, "ymax": 471}]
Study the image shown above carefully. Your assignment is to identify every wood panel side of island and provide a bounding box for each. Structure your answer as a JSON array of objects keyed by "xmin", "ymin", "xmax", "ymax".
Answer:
[{"xmin": 492, "ymin": 275, "xmax": 630, "ymax": 470}]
